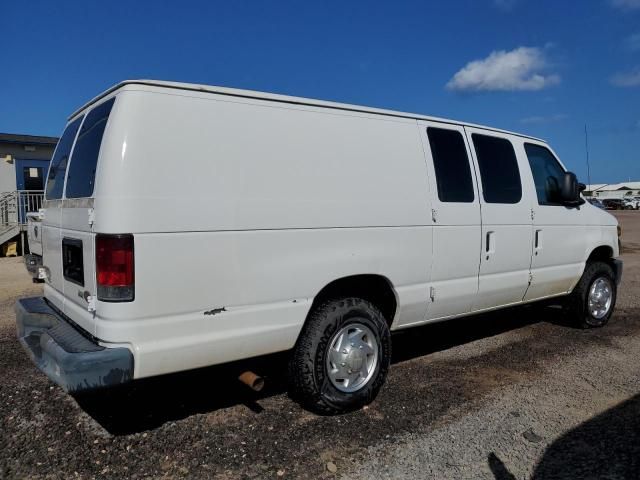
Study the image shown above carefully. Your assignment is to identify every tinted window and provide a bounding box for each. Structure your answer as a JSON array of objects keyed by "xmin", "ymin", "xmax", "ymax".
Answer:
[
  {"xmin": 65, "ymin": 98, "xmax": 115, "ymax": 198},
  {"xmin": 427, "ymin": 127, "xmax": 474, "ymax": 202},
  {"xmin": 524, "ymin": 143, "xmax": 566, "ymax": 205},
  {"xmin": 45, "ymin": 118, "xmax": 82, "ymax": 199},
  {"xmin": 472, "ymin": 134, "xmax": 522, "ymax": 204}
]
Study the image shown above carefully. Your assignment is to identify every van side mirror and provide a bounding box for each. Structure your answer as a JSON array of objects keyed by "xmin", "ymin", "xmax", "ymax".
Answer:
[{"xmin": 560, "ymin": 172, "xmax": 585, "ymax": 207}]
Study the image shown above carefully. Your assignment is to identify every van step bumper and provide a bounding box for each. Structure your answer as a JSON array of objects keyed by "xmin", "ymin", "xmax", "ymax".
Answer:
[{"xmin": 15, "ymin": 297, "xmax": 133, "ymax": 393}]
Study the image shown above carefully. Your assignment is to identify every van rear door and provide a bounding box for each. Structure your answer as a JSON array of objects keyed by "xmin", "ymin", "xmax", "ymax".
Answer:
[
  {"xmin": 42, "ymin": 98, "xmax": 115, "ymax": 334},
  {"xmin": 42, "ymin": 117, "xmax": 82, "ymax": 314},
  {"xmin": 61, "ymin": 98, "xmax": 115, "ymax": 331}
]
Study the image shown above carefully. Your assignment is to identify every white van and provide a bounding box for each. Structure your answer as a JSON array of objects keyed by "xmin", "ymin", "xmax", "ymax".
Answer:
[
  {"xmin": 23, "ymin": 212, "xmax": 44, "ymax": 281},
  {"xmin": 16, "ymin": 80, "xmax": 622, "ymax": 414}
]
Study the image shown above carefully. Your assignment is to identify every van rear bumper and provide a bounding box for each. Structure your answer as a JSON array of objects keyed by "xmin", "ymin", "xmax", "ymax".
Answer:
[{"xmin": 15, "ymin": 297, "xmax": 133, "ymax": 393}]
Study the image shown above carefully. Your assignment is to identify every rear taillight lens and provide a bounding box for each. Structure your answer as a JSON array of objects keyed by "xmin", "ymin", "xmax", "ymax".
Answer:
[{"xmin": 96, "ymin": 234, "xmax": 134, "ymax": 302}]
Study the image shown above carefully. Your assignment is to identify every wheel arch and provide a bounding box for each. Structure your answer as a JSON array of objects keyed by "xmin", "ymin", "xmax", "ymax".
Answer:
[
  {"xmin": 586, "ymin": 245, "xmax": 614, "ymax": 263},
  {"xmin": 583, "ymin": 244, "xmax": 623, "ymax": 285},
  {"xmin": 307, "ymin": 274, "xmax": 399, "ymax": 328}
]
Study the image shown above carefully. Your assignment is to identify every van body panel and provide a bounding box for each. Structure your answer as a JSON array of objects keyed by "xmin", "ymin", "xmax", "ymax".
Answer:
[
  {"xmin": 92, "ymin": 227, "xmax": 432, "ymax": 377},
  {"xmin": 23, "ymin": 80, "xmax": 621, "ymax": 387},
  {"xmin": 95, "ymin": 90, "xmax": 432, "ymax": 233}
]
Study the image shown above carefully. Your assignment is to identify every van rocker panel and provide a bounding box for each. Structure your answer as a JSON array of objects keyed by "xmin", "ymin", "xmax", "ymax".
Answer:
[{"xmin": 15, "ymin": 297, "xmax": 133, "ymax": 392}]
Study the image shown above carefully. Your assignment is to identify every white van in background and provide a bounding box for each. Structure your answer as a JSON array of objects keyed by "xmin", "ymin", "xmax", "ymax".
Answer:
[
  {"xmin": 23, "ymin": 212, "xmax": 44, "ymax": 282},
  {"xmin": 16, "ymin": 80, "xmax": 622, "ymax": 414}
]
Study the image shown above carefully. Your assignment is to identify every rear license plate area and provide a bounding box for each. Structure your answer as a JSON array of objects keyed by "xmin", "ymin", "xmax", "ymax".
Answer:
[{"xmin": 62, "ymin": 238, "xmax": 84, "ymax": 286}]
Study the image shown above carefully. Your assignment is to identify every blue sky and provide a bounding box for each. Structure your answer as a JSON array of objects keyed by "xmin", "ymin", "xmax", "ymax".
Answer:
[{"xmin": 1, "ymin": 0, "xmax": 638, "ymax": 183}]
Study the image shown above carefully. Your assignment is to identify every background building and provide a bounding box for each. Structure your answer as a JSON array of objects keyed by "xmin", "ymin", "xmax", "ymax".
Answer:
[
  {"xmin": 0, "ymin": 133, "xmax": 57, "ymax": 192},
  {"xmin": 584, "ymin": 182, "xmax": 640, "ymax": 199},
  {"xmin": 1, "ymin": 133, "xmax": 58, "ymax": 254}
]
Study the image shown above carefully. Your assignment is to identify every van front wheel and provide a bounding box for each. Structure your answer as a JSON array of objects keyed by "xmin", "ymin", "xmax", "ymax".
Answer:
[
  {"xmin": 289, "ymin": 298, "xmax": 391, "ymax": 414},
  {"xmin": 566, "ymin": 261, "xmax": 617, "ymax": 328}
]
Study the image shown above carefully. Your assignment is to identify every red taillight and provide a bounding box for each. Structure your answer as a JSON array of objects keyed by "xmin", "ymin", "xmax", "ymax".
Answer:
[{"xmin": 96, "ymin": 234, "xmax": 134, "ymax": 302}]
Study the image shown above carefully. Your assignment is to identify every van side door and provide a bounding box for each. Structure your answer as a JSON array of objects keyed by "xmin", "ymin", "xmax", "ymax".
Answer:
[
  {"xmin": 521, "ymin": 141, "xmax": 587, "ymax": 300},
  {"xmin": 465, "ymin": 128, "xmax": 534, "ymax": 310},
  {"xmin": 418, "ymin": 122, "xmax": 481, "ymax": 320}
]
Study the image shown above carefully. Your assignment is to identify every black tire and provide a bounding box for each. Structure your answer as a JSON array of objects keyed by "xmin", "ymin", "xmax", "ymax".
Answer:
[
  {"xmin": 289, "ymin": 297, "xmax": 391, "ymax": 414},
  {"xmin": 565, "ymin": 261, "xmax": 617, "ymax": 328}
]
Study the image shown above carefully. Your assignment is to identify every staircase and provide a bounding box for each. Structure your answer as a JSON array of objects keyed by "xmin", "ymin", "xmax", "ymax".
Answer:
[
  {"xmin": 0, "ymin": 191, "xmax": 44, "ymax": 251},
  {"xmin": 0, "ymin": 191, "xmax": 19, "ymax": 247}
]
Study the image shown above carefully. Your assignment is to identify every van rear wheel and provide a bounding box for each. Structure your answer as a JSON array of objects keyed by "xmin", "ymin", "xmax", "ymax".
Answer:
[
  {"xmin": 289, "ymin": 297, "xmax": 391, "ymax": 414},
  {"xmin": 565, "ymin": 261, "xmax": 617, "ymax": 328}
]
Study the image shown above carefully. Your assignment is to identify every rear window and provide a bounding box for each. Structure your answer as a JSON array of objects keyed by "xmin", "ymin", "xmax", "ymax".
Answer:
[
  {"xmin": 472, "ymin": 134, "xmax": 522, "ymax": 204},
  {"xmin": 427, "ymin": 127, "xmax": 474, "ymax": 203},
  {"xmin": 45, "ymin": 118, "xmax": 82, "ymax": 200},
  {"xmin": 65, "ymin": 98, "xmax": 115, "ymax": 198}
]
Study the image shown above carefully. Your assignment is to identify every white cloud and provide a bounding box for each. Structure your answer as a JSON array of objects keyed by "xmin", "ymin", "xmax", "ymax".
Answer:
[
  {"xmin": 610, "ymin": 68, "xmax": 640, "ymax": 87},
  {"xmin": 611, "ymin": 0, "xmax": 640, "ymax": 10},
  {"xmin": 520, "ymin": 113, "xmax": 568, "ymax": 124},
  {"xmin": 446, "ymin": 47, "xmax": 560, "ymax": 92},
  {"xmin": 626, "ymin": 33, "xmax": 640, "ymax": 51}
]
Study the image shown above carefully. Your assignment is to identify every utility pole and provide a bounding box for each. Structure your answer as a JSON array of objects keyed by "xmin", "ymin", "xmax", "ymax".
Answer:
[{"xmin": 584, "ymin": 124, "xmax": 591, "ymax": 187}]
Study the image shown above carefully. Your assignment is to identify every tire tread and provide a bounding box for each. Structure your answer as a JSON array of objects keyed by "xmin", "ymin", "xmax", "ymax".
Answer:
[
  {"xmin": 566, "ymin": 261, "xmax": 616, "ymax": 328},
  {"xmin": 289, "ymin": 297, "xmax": 390, "ymax": 414}
]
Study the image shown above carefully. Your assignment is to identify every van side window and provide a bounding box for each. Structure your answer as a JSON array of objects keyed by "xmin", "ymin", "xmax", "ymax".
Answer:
[
  {"xmin": 427, "ymin": 127, "xmax": 474, "ymax": 202},
  {"xmin": 524, "ymin": 143, "xmax": 566, "ymax": 205},
  {"xmin": 45, "ymin": 118, "xmax": 82, "ymax": 200},
  {"xmin": 65, "ymin": 98, "xmax": 115, "ymax": 198},
  {"xmin": 472, "ymin": 134, "xmax": 522, "ymax": 204}
]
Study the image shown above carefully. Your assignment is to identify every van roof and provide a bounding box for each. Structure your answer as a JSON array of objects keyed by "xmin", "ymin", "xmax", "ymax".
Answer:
[{"xmin": 71, "ymin": 79, "xmax": 544, "ymax": 142}]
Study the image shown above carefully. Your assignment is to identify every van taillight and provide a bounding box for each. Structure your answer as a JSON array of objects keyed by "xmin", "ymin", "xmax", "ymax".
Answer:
[{"xmin": 96, "ymin": 234, "xmax": 134, "ymax": 302}]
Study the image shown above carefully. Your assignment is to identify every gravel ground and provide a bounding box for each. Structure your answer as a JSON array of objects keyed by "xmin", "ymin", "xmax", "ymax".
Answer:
[{"xmin": 1, "ymin": 211, "xmax": 639, "ymax": 479}]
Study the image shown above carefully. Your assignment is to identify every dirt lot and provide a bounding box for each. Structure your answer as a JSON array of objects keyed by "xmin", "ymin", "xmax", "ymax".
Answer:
[{"xmin": 1, "ymin": 211, "xmax": 640, "ymax": 479}]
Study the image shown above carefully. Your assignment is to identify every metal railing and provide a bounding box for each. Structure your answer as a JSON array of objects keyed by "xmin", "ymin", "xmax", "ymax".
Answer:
[
  {"xmin": 0, "ymin": 192, "xmax": 14, "ymax": 229},
  {"xmin": 0, "ymin": 190, "xmax": 44, "ymax": 231},
  {"xmin": 17, "ymin": 190, "xmax": 45, "ymax": 223}
]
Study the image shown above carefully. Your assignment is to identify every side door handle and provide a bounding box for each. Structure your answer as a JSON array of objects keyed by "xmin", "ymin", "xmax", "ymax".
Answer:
[
  {"xmin": 534, "ymin": 229, "xmax": 543, "ymax": 255},
  {"xmin": 485, "ymin": 231, "xmax": 495, "ymax": 260}
]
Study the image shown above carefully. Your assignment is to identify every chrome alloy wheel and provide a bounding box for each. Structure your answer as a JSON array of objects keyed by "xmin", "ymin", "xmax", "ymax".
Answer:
[
  {"xmin": 588, "ymin": 276, "xmax": 613, "ymax": 319},
  {"xmin": 325, "ymin": 322, "xmax": 379, "ymax": 393}
]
